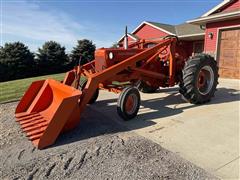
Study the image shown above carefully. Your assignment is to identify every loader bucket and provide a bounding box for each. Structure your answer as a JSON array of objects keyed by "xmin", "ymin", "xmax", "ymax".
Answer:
[{"xmin": 15, "ymin": 79, "xmax": 82, "ymax": 149}]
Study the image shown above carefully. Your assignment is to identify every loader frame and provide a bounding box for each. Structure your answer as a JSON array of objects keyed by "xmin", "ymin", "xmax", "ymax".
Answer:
[{"xmin": 63, "ymin": 38, "xmax": 177, "ymax": 129}]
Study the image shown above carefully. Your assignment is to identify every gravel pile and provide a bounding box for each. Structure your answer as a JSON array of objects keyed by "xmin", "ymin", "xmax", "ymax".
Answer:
[{"xmin": 0, "ymin": 102, "xmax": 217, "ymax": 180}]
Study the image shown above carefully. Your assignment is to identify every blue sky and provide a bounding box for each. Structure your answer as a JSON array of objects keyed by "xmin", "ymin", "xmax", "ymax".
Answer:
[{"xmin": 1, "ymin": 0, "xmax": 222, "ymax": 52}]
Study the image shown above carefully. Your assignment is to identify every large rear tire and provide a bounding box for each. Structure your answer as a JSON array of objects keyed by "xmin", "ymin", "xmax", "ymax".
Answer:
[{"xmin": 179, "ymin": 54, "xmax": 218, "ymax": 104}]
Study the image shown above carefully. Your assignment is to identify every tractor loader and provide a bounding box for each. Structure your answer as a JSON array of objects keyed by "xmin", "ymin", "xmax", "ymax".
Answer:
[{"xmin": 15, "ymin": 30, "xmax": 218, "ymax": 149}]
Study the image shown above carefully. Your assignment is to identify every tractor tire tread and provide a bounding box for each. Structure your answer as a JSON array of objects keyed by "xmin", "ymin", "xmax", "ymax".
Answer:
[{"xmin": 179, "ymin": 53, "xmax": 218, "ymax": 104}]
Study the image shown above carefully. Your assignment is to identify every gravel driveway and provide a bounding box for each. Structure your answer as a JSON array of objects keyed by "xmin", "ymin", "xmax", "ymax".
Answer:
[{"xmin": 0, "ymin": 102, "xmax": 217, "ymax": 180}]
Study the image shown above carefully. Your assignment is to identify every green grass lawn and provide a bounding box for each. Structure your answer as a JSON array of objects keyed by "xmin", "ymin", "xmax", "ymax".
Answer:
[{"xmin": 0, "ymin": 73, "xmax": 65, "ymax": 103}]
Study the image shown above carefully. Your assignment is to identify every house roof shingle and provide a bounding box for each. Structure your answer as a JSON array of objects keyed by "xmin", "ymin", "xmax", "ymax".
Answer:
[
  {"xmin": 145, "ymin": 21, "xmax": 176, "ymax": 34},
  {"xmin": 118, "ymin": 21, "xmax": 204, "ymax": 42},
  {"xmin": 201, "ymin": 0, "xmax": 237, "ymax": 17},
  {"xmin": 187, "ymin": 9, "xmax": 240, "ymax": 25},
  {"xmin": 175, "ymin": 23, "xmax": 204, "ymax": 36},
  {"xmin": 188, "ymin": 0, "xmax": 240, "ymax": 25},
  {"xmin": 146, "ymin": 21, "xmax": 204, "ymax": 36}
]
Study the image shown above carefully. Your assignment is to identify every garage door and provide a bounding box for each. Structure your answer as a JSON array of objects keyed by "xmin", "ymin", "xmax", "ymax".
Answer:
[{"xmin": 218, "ymin": 28, "xmax": 240, "ymax": 79}]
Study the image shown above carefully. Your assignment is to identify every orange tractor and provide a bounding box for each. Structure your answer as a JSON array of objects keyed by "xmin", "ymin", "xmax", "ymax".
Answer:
[{"xmin": 15, "ymin": 32, "xmax": 218, "ymax": 149}]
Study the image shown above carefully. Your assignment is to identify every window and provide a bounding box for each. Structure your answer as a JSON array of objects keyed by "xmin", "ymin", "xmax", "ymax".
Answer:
[{"xmin": 193, "ymin": 41, "xmax": 204, "ymax": 55}]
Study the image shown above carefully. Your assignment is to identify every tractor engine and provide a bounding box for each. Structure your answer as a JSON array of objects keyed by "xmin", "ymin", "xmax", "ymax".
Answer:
[{"xmin": 94, "ymin": 48, "xmax": 143, "ymax": 72}]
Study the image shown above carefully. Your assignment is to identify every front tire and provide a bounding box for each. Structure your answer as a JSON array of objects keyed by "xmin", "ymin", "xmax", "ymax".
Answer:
[
  {"xmin": 88, "ymin": 88, "xmax": 99, "ymax": 104},
  {"xmin": 179, "ymin": 54, "xmax": 218, "ymax": 104},
  {"xmin": 80, "ymin": 80, "xmax": 99, "ymax": 104},
  {"xmin": 117, "ymin": 87, "xmax": 140, "ymax": 120}
]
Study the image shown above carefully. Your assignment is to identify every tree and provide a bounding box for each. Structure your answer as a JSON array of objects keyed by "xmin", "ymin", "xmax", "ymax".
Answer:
[
  {"xmin": 70, "ymin": 39, "xmax": 96, "ymax": 66},
  {"xmin": 111, "ymin": 42, "xmax": 119, "ymax": 48},
  {"xmin": 36, "ymin": 41, "xmax": 68, "ymax": 75},
  {"xmin": 0, "ymin": 42, "xmax": 35, "ymax": 81}
]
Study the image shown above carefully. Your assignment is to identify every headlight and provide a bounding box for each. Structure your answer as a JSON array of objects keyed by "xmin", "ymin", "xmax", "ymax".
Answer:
[{"xmin": 109, "ymin": 52, "xmax": 114, "ymax": 60}]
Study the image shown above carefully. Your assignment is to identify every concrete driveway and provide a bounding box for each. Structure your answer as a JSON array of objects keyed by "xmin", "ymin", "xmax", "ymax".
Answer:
[{"xmin": 92, "ymin": 78, "xmax": 239, "ymax": 179}]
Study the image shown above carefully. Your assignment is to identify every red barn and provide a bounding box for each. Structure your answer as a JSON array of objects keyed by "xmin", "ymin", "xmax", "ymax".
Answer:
[
  {"xmin": 118, "ymin": 21, "xmax": 205, "ymax": 58},
  {"xmin": 188, "ymin": 0, "xmax": 240, "ymax": 79}
]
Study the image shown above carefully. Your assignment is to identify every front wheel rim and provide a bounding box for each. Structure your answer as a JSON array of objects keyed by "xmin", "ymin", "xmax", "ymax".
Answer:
[
  {"xmin": 125, "ymin": 94, "xmax": 138, "ymax": 114},
  {"xmin": 197, "ymin": 65, "xmax": 214, "ymax": 95}
]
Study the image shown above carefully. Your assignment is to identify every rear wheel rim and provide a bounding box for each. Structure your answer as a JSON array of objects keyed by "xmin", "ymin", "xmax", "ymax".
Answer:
[
  {"xmin": 197, "ymin": 65, "xmax": 214, "ymax": 95},
  {"xmin": 125, "ymin": 94, "xmax": 138, "ymax": 114}
]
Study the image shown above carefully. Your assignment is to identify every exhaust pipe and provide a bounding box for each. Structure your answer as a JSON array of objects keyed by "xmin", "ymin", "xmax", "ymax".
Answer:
[{"xmin": 124, "ymin": 26, "xmax": 128, "ymax": 49}]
